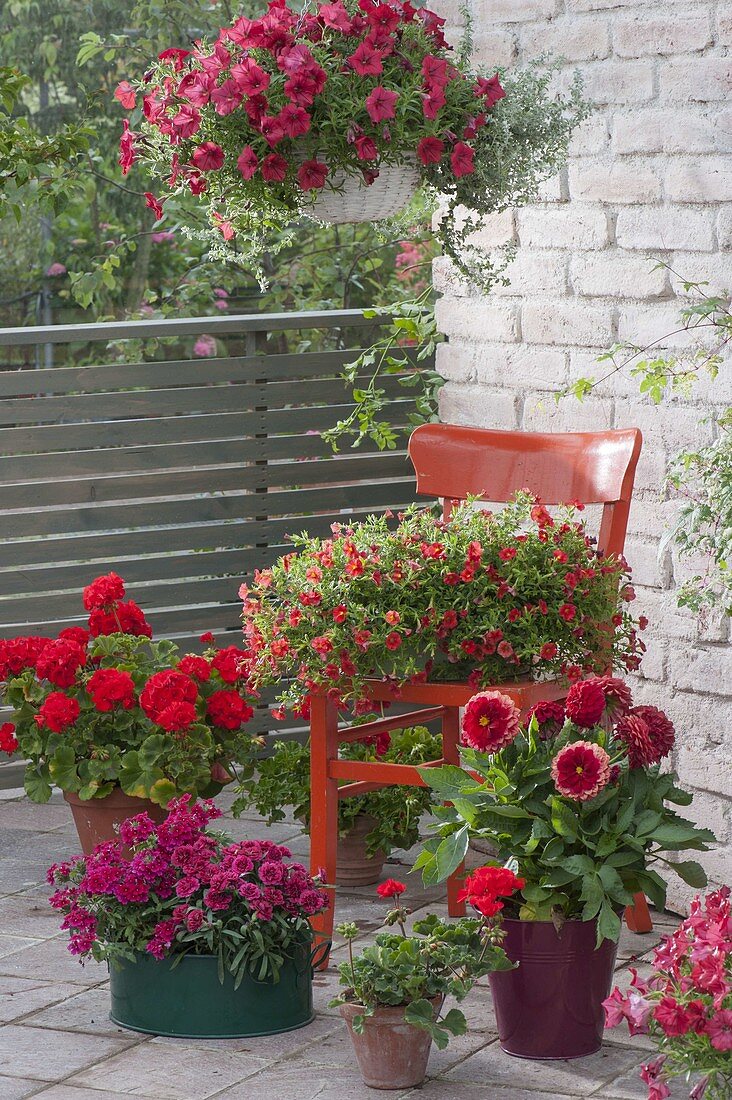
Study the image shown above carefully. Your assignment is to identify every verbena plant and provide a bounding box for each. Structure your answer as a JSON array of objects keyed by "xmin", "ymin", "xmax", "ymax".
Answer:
[
  {"xmin": 48, "ymin": 796, "xmax": 328, "ymax": 985},
  {"xmin": 415, "ymin": 676, "xmax": 714, "ymax": 946},
  {"xmin": 233, "ymin": 724, "xmax": 441, "ymax": 856}
]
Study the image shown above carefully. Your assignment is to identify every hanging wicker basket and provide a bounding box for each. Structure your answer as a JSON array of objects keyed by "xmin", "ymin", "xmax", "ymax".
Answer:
[{"xmin": 302, "ymin": 160, "xmax": 420, "ymax": 225}]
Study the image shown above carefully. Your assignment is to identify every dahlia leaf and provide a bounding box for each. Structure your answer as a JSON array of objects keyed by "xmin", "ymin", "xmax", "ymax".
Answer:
[{"xmin": 670, "ymin": 860, "xmax": 708, "ymax": 888}]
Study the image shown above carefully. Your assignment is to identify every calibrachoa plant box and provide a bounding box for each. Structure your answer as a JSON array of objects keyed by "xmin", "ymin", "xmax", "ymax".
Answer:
[
  {"xmin": 0, "ymin": 573, "xmax": 259, "ymax": 807},
  {"xmin": 242, "ymin": 493, "xmax": 644, "ymax": 717},
  {"xmin": 48, "ymin": 796, "xmax": 330, "ymax": 1037},
  {"xmin": 605, "ymin": 887, "xmax": 732, "ymax": 1100}
]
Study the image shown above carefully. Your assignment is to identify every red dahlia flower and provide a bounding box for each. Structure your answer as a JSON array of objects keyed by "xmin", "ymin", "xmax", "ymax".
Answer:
[
  {"xmin": 35, "ymin": 693, "xmax": 80, "ymax": 734},
  {"xmin": 461, "ymin": 690, "xmax": 520, "ymax": 753},
  {"xmin": 629, "ymin": 705, "xmax": 675, "ymax": 761},
  {"xmin": 615, "ymin": 713, "xmax": 656, "ymax": 769},
  {"xmin": 551, "ymin": 740, "xmax": 611, "ymax": 801},
  {"xmin": 524, "ymin": 700, "xmax": 565, "ymax": 739},
  {"xmin": 376, "ymin": 878, "xmax": 406, "ymax": 899},
  {"xmin": 457, "ymin": 864, "xmax": 525, "ymax": 917},
  {"xmin": 593, "ymin": 674, "xmax": 633, "ymax": 718},
  {"xmin": 565, "ymin": 678, "xmax": 606, "ymax": 728},
  {"xmin": 87, "ymin": 668, "xmax": 136, "ymax": 712}
]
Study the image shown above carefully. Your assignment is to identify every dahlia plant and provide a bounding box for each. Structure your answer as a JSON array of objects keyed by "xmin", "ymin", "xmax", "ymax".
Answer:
[
  {"xmin": 48, "ymin": 796, "xmax": 328, "ymax": 983},
  {"xmin": 242, "ymin": 493, "xmax": 644, "ymax": 717},
  {"xmin": 0, "ymin": 573, "xmax": 259, "ymax": 806},
  {"xmin": 116, "ymin": 0, "xmax": 584, "ymax": 285},
  {"xmin": 605, "ymin": 887, "xmax": 732, "ymax": 1100},
  {"xmin": 331, "ymin": 874, "xmax": 518, "ymax": 1045},
  {"xmin": 415, "ymin": 676, "xmax": 715, "ymax": 945},
  {"xmin": 233, "ymin": 724, "xmax": 441, "ymax": 856}
]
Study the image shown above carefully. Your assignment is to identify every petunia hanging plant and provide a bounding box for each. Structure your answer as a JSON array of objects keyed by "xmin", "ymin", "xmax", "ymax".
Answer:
[
  {"xmin": 242, "ymin": 492, "xmax": 644, "ymax": 718},
  {"xmin": 415, "ymin": 676, "xmax": 715, "ymax": 945},
  {"xmin": 116, "ymin": 0, "xmax": 585, "ymax": 285}
]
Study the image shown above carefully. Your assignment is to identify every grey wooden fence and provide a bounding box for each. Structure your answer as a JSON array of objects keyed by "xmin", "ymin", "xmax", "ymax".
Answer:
[{"xmin": 0, "ymin": 310, "xmax": 430, "ymax": 787}]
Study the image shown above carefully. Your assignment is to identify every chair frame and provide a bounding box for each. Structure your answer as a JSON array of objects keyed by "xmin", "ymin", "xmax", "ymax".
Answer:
[{"xmin": 309, "ymin": 424, "xmax": 648, "ymax": 957}]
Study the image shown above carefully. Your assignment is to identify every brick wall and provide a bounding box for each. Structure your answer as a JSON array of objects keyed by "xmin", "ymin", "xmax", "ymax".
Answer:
[{"xmin": 432, "ymin": 0, "xmax": 732, "ymax": 904}]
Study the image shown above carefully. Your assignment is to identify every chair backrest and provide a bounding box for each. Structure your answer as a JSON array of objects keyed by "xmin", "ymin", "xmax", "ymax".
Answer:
[{"xmin": 408, "ymin": 424, "xmax": 642, "ymax": 559}]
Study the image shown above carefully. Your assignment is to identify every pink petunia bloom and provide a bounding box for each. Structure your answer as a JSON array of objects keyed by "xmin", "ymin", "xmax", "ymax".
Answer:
[
  {"xmin": 236, "ymin": 146, "xmax": 259, "ymax": 180},
  {"xmin": 417, "ymin": 136, "xmax": 444, "ymax": 164},
  {"xmin": 261, "ymin": 153, "xmax": 289, "ymax": 182},
  {"xmin": 450, "ymin": 141, "xmax": 475, "ymax": 177},
  {"xmin": 191, "ymin": 142, "xmax": 224, "ymax": 171},
  {"xmin": 297, "ymin": 158, "xmax": 329, "ymax": 190},
  {"xmin": 114, "ymin": 81, "xmax": 136, "ymax": 109},
  {"xmin": 705, "ymin": 1009, "xmax": 732, "ymax": 1050},
  {"xmin": 276, "ymin": 103, "xmax": 311, "ymax": 138},
  {"xmin": 422, "ymin": 89, "xmax": 446, "ymax": 119},
  {"xmin": 354, "ymin": 135, "xmax": 378, "ymax": 161},
  {"xmin": 171, "ymin": 105, "xmax": 201, "ymax": 139},
  {"xmin": 259, "ymin": 115, "xmax": 285, "ymax": 147},
  {"xmin": 348, "ymin": 40, "xmax": 383, "ymax": 76},
  {"xmin": 319, "ymin": 1, "xmax": 353, "ymax": 32},
  {"xmin": 144, "ymin": 193, "xmax": 164, "ymax": 221},
  {"xmin": 211, "ymin": 78, "xmax": 244, "ymax": 116},
  {"xmin": 230, "ymin": 59, "xmax": 271, "ymax": 95},
  {"xmin": 365, "ymin": 85, "xmax": 398, "ymax": 123},
  {"xmin": 475, "ymin": 73, "xmax": 506, "ymax": 108}
]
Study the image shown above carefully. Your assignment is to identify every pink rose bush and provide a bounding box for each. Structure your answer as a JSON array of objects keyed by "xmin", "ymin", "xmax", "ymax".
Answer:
[
  {"xmin": 417, "ymin": 676, "xmax": 714, "ymax": 947},
  {"xmin": 605, "ymin": 887, "xmax": 732, "ymax": 1100},
  {"xmin": 116, "ymin": 0, "xmax": 584, "ymax": 287},
  {"xmin": 48, "ymin": 796, "xmax": 328, "ymax": 983}
]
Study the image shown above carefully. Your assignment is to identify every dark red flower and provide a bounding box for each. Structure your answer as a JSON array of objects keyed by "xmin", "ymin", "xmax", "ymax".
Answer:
[
  {"xmin": 144, "ymin": 193, "xmax": 164, "ymax": 221},
  {"xmin": 87, "ymin": 669, "xmax": 136, "ymax": 712},
  {"xmin": 211, "ymin": 646, "xmax": 250, "ymax": 684},
  {"xmin": 457, "ymin": 864, "xmax": 525, "ymax": 917},
  {"xmin": 365, "ymin": 85, "xmax": 398, "ymax": 123},
  {"xmin": 417, "ymin": 136, "xmax": 444, "ymax": 164},
  {"xmin": 236, "ymin": 146, "xmax": 259, "ymax": 180},
  {"xmin": 88, "ymin": 600, "xmax": 152, "ymax": 638},
  {"xmin": 118, "ymin": 119, "xmax": 137, "ymax": 175},
  {"xmin": 36, "ymin": 639, "xmax": 86, "ymax": 689},
  {"xmin": 615, "ymin": 713, "xmax": 656, "ymax": 768},
  {"xmin": 628, "ymin": 705, "xmax": 675, "ymax": 762},
  {"xmin": 551, "ymin": 740, "xmax": 611, "ymax": 801},
  {"xmin": 158, "ymin": 47, "xmax": 192, "ymax": 71},
  {"xmin": 348, "ymin": 40, "xmax": 383, "ymax": 75},
  {"xmin": 82, "ymin": 573, "xmax": 125, "ymax": 611},
  {"xmin": 354, "ymin": 135, "xmax": 378, "ymax": 161},
  {"xmin": 276, "ymin": 104, "xmax": 311, "ymax": 138},
  {"xmin": 376, "ymin": 878, "xmax": 406, "ymax": 899},
  {"xmin": 206, "ymin": 689, "xmax": 253, "ymax": 730},
  {"xmin": 191, "ymin": 142, "xmax": 225, "ymax": 172},
  {"xmin": 35, "ymin": 693, "xmax": 80, "ymax": 733},
  {"xmin": 261, "ymin": 154, "xmax": 289, "ymax": 182},
  {"xmin": 297, "ymin": 159, "xmax": 329, "ymax": 190},
  {"xmin": 0, "ymin": 723, "xmax": 18, "ymax": 754},
  {"xmin": 462, "ymin": 690, "xmax": 520, "ymax": 753},
  {"xmin": 524, "ymin": 700, "xmax": 565, "ymax": 739},
  {"xmin": 385, "ymin": 631, "xmax": 402, "ymax": 651},
  {"xmin": 475, "ymin": 73, "xmax": 505, "ymax": 108},
  {"xmin": 559, "ymin": 603, "xmax": 577, "ymax": 622},
  {"xmin": 593, "ymin": 674, "xmax": 633, "ymax": 718},
  {"xmin": 539, "ymin": 642, "xmax": 558, "ymax": 660},
  {"xmin": 565, "ymin": 679, "xmax": 606, "ymax": 728},
  {"xmin": 450, "ymin": 141, "xmax": 475, "ymax": 177},
  {"xmin": 141, "ymin": 670, "xmax": 198, "ymax": 724}
]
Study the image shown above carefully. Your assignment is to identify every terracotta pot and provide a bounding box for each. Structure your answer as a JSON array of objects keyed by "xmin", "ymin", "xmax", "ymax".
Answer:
[
  {"xmin": 489, "ymin": 917, "xmax": 618, "ymax": 1060},
  {"xmin": 336, "ymin": 814, "xmax": 386, "ymax": 886},
  {"xmin": 340, "ymin": 997, "xmax": 441, "ymax": 1089},
  {"xmin": 64, "ymin": 789, "xmax": 168, "ymax": 855}
]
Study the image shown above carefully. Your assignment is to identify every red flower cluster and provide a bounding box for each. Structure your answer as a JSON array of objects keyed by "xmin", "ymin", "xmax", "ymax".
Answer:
[
  {"xmin": 35, "ymin": 692, "xmax": 80, "ymax": 733},
  {"xmin": 456, "ymin": 864, "xmax": 525, "ymax": 917},
  {"xmin": 551, "ymin": 740, "xmax": 611, "ymax": 802},
  {"xmin": 88, "ymin": 600, "xmax": 152, "ymax": 639},
  {"xmin": 615, "ymin": 706, "xmax": 675, "ymax": 769},
  {"xmin": 86, "ymin": 669, "xmax": 136, "ymax": 712},
  {"xmin": 461, "ymin": 690, "xmax": 520, "ymax": 753},
  {"xmin": 35, "ymin": 639, "xmax": 86, "ymax": 689},
  {"xmin": 524, "ymin": 699, "xmax": 565, "ymax": 740},
  {"xmin": 0, "ymin": 722, "xmax": 18, "ymax": 754},
  {"xmin": 141, "ymin": 670, "xmax": 199, "ymax": 732},
  {"xmin": 564, "ymin": 678, "xmax": 606, "ymax": 728},
  {"xmin": 207, "ymin": 689, "xmax": 254, "ymax": 730},
  {"xmin": 376, "ymin": 878, "xmax": 406, "ymax": 899},
  {"xmin": 82, "ymin": 572, "xmax": 125, "ymax": 611}
]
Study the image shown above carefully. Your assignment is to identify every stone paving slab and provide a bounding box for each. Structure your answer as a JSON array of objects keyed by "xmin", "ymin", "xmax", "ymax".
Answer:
[{"xmin": 0, "ymin": 790, "xmax": 680, "ymax": 1100}]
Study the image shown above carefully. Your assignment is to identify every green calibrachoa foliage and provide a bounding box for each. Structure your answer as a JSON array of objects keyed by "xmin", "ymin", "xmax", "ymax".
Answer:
[
  {"xmin": 233, "ymin": 725, "xmax": 442, "ymax": 857},
  {"xmin": 243, "ymin": 493, "xmax": 644, "ymax": 717},
  {"xmin": 330, "ymin": 882, "xmax": 517, "ymax": 1048},
  {"xmin": 415, "ymin": 684, "xmax": 715, "ymax": 946}
]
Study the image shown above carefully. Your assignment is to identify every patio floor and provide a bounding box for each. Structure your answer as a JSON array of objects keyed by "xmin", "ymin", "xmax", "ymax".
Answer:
[{"xmin": 0, "ymin": 787, "xmax": 681, "ymax": 1100}]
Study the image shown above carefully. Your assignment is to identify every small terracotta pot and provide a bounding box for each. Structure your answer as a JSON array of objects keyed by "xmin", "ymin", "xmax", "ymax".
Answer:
[
  {"xmin": 336, "ymin": 814, "xmax": 386, "ymax": 886},
  {"xmin": 340, "ymin": 998, "xmax": 441, "ymax": 1089},
  {"xmin": 64, "ymin": 789, "xmax": 168, "ymax": 855}
]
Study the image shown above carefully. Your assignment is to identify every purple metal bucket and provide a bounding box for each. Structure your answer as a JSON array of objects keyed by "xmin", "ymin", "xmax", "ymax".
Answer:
[{"xmin": 488, "ymin": 917, "xmax": 618, "ymax": 1060}]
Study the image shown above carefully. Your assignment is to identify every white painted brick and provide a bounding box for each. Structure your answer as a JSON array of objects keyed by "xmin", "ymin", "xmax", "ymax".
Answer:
[
  {"xmin": 520, "ymin": 16, "xmax": 610, "ymax": 61},
  {"xmin": 663, "ymin": 113, "xmax": 721, "ymax": 155},
  {"xmin": 614, "ymin": 12, "xmax": 711, "ymax": 58},
  {"xmin": 466, "ymin": 209, "xmax": 516, "ymax": 251},
  {"xmin": 517, "ymin": 205, "xmax": 609, "ymax": 249},
  {"xmin": 616, "ymin": 396, "xmax": 716, "ymax": 451},
  {"xmin": 683, "ymin": 788, "xmax": 731, "ymax": 845},
  {"xmin": 617, "ymin": 301, "xmax": 712, "ymax": 349},
  {"xmin": 614, "ymin": 111, "xmax": 719, "ymax": 156},
  {"xmin": 536, "ymin": 171, "xmax": 569, "ymax": 203},
  {"xmin": 631, "ymin": 587, "xmax": 701, "ymax": 643},
  {"xmin": 473, "ymin": 344, "xmax": 569, "ymax": 390},
  {"xmin": 523, "ymin": 391, "xmax": 614, "ymax": 430},
  {"xmin": 438, "ymin": 383, "xmax": 518, "ymax": 430},
  {"xmin": 471, "ymin": 0, "xmax": 561, "ymax": 21},
  {"xmin": 625, "ymin": 535, "xmax": 671, "ymax": 589},
  {"xmin": 720, "ymin": 6, "xmax": 732, "ymax": 47},
  {"xmin": 435, "ymin": 298, "xmax": 518, "ymax": 343},
  {"xmin": 613, "ymin": 112, "xmax": 663, "ymax": 155},
  {"xmin": 472, "ymin": 28, "xmax": 517, "ymax": 68},
  {"xmin": 492, "ymin": 250, "xmax": 568, "ymax": 297},
  {"xmin": 635, "ymin": 630, "xmax": 667, "ymax": 683},
  {"xmin": 521, "ymin": 299, "xmax": 614, "ymax": 347},
  {"xmin": 666, "ymin": 159, "xmax": 732, "ymax": 203},
  {"xmin": 577, "ymin": 60, "xmax": 655, "ymax": 105},
  {"xmin": 569, "ymin": 162, "xmax": 662, "ymax": 204},
  {"xmin": 570, "ymin": 252, "xmax": 669, "ymax": 298},
  {"xmin": 570, "ymin": 116, "xmax": 610, "ymax": 157},
  {"xmin": 615, "ymin": 207, "xmax": 716, "ymax": 251},
  {"xmin": 667, "ymin": 254, "xmax": 732, "ymax": 296},
  {"xmin": 434, "ymin": 341, "xmax": 476, "ymax": 384},
  {"xmin": 718, "ymin": 208, "xmax": 732, "ymax": 251},
  {"xmin": 677, "ymin": 733, "xmax": 732, "ymax": 796},
  {"xmin": 568, "ymin": 0, "xmax": 655, "ymax": 9},
  {"xmin": 660, "ymin": 58, "xmax": 732, "ymax": 104}
]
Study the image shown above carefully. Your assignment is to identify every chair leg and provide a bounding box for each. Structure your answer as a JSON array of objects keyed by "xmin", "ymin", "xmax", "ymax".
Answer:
[
  {"xmin": 625, "ymin": 892, "xmax": 653, "ymax": 934},
  {"xmin": 309, "ymin": 693, "xmax": 340, "ymax": 968},
  {"xmin": 441, "ymin": 704, "xmax": 466, "ymax": 917}
]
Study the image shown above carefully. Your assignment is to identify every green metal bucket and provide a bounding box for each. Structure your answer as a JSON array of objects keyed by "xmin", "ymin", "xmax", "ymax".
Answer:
[{"xmin": 109, "ymin": 939, "xmax": 330, "ymax": 1038}]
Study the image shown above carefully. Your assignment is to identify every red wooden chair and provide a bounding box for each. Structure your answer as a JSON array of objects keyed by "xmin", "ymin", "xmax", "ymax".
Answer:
[{"xmin": 309, "ymin": 424, "xmax": 648, "ymax": 958}]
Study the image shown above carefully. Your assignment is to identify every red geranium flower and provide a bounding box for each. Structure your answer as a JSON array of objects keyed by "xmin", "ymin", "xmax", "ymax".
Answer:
[
  {"xmin": 211, "ymin": 646, "xmax": 250, "ymax": 684},
  {"xmin": 140, "ymin": 670, "xmax": 198, "ymax": 724},
  {"xmin": 629, "ymin": 705, "xmax": 675, "ymax": 761},
  {"xmin": 615, "ymin": 713, "xmax": 656, "ymax": 768},
  {"xmin": 156, "ymin": 701, "xmax": 198, "ymax": 733},
  {"xmin": 35, "ymin": 639, "xmax": 86, "ymax": 689},
  {"xmin": 565, "ymin": 678, "xmax": 606, "ymax": 728},
  {"xmin": 376, "ymin": 878, "xmax": 406, "ymax": 899},
  {"xmin": 177, "ymin": 656, "xmax": 211, "ymax": 681},
  {"xmin": 551, "ymin": 740, "xmax": 611, "ymax": 801},
  {"xmin": 206, "ymin": 689, "xmax": 253, "ymax": 730},
  {"xmin": 457, "ymin": 864, "xmax": 525, "ymax": 917},
  {"xmin": 83, "ymin": 572, "xmax": 125, "ymax": 611},
  {"xmin": 88, "ymin": 600, "xmax": 152, "ymax": 639},
  {"xmin": 0, "ymin": 636, "xmax": 51, "ymax": 680},
  {"xmin": 35, "ymin": 693, "xmax": 80, "ymax": 734},
  {"xmin": 0, "ymin": 723, "xmax": 18, "ymax": 754},
  {"xmin": 417, "ymin": 136, "xmax": 444, "ymax": 164},
  {"xmin": 365, "ymin": 85, "xmax": 398, "ymax": 123},
  {"xmin": 462, "ymin": 690, "xmax": 520, "ymax": 753},
  {"xmin": 298, "ymin": 159, "xmax": 329, "ymax": 190},
  {"xmin": 87, "ymin": 669, "xmax": 136, "ymax": 712}
]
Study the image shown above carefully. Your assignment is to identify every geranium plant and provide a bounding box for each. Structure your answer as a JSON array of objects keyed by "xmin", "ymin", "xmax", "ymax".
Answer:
[
  {"xmin": 330, "ymin": 873, "xmax": 518, "ymax": 1045},
  {"xmin": 605, "ymin": 887, "xmax": 732, "ymax": 1100},
  {"xmin": 242, "ymin": 493, "xmax": 644, "ymax": 717},
  {"xmin": 0, "ymin": 573, "xmax": 259, "ymax": 806},
  {"xmin": 117, "ymin": 0, "xmax": 584, "ymax": 286},
  {"xmin": 48, "ymin": 795, "xmax": 328, "ymax": 984},
  {"xmin": 415, "ymin": 676, "xmax": 715, "ymax": 945},
  {"xmin": 234, "ymin": 724, "xmax": 441, "ymax": 856}
]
